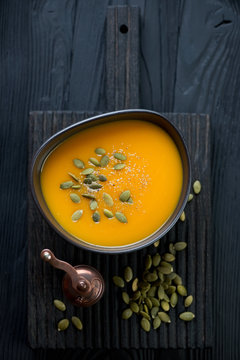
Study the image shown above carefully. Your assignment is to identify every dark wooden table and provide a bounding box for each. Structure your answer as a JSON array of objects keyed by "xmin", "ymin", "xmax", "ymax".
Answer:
[{"xmin": 1, "ymin": 1, "xmax": 239, "ymax": 359}]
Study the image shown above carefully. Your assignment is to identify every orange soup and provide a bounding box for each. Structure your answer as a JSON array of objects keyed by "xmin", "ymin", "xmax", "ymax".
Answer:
[{"xmin": 41, "ymin": 120, "xmax": 183, "ymax": 247}]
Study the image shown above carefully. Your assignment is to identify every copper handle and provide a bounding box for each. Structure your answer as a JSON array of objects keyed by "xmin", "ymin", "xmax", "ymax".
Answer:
[{"xmin": 40, "ymin": 249, "xmax": 91, "ymax": 296}]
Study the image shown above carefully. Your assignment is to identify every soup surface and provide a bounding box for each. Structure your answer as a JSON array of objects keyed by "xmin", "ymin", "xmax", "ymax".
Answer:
[{"xmin": 41, "ymin": 120, "xmax": 183, "ymax": 247}]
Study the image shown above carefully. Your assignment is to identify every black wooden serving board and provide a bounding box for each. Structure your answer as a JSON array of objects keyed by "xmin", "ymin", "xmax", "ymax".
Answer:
[{"xmin": 28, "ymin": 111, "xmax": 212, "ymax": 349}]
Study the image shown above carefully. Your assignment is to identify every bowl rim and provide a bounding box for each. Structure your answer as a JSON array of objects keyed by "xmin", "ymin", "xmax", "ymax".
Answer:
[{"xmin": 30, "ymin": 109, "xmax": 191, "ymax": 254}]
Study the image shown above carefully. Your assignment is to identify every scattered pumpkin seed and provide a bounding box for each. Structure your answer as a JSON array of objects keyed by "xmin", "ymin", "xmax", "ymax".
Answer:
[
  {"xmin": 95, "ymin": 147, "xmax": 106, "ymax": 155},
  {"xmin": 173, "ymin": 274, "xmax": 182, "ymax": 285},
  {"xmin": 153, "ymin": 316, "xmax": 161, "ymax": 329},
  {"xmin": 162, "ymin": 253, "xmax": 175, "ymax": 262},
  {"xmin": 151, "ymin": 306, "xmax": 159, "ymax": 318},
  {"xmin": 82, "ymin": 168, "xmax": 94, "ymax": 175},
  {"xmin": 113, "ymin": 276, "xmax": 125, "ymax": 288},
  {"xmin": 180, "ymin": 211, "xmax": 186, "ymax": 221},
  {"xmin": 157, "ymin": 286, "xmax": 165, "ymax": 300},
  {"xmin": 145, "ymin": 273, "xmax": 158, "ymax": 282},
  {"xmin": 165, "ymin": 272, "xmax": 177, "ymax": 281},
  {"xmin": 124, "ymin": 266, "xmax": 133, "ymax": 282},
  {"xmin": 60, "ymin": 181, "xmax": 74, "ymax": 189},
  {"xmin": 130, "ymin": 302, "xmax": 139, "ymax": 313},
  {"xmin": 89, "ymin": 183, "xmax": 102, "ymax": 190},
  {"xmin": 73, "ymin": 158, "xmax": 84, "ymax": 169},
  {"xmin": 150, "ymin": 297, "xmax": 160, "ymax": 307},
  {"xmin": 158, "ymin": 266, "xmax": 173, "ymax": 275},
  {"xmin": 177, "ymin": 285, "xmax": 187, "ymax": 296},
  {"xmin": 57, "ymin": 319, "xmax": 69, "ymax": 331},
  {"xmin": 122, "ymin": 292, "xmax": 130, "ymax": 305},
  {"xmin": 103, "ymin": 192, "xmax": 114, "ymax": 207},
  {"xmin": 98, "ymin": 174, "xmax": 107, "ymax": 182},
  {"xmin": 114, "ymin": 152, "xmax": 127, "ymax": 161},
  {"xmin": 163, "ymin": 293, "xmax": 170, "ymax": 302},
  {"xmin": 92, "ymin": 211, "xmax": 100, "ymax": 222},
  {"xmin": 127, "ymin": 197, "xmax": 133, "ymax": 204},
  {"xmin": 68, "ymin": 172, "xmax": 79, "ymax": 182},
  {"xmin": 174, "ymin": 242, "xmax": 187, "ymax": 251},
  {"xmin": 148, "ymin": 286, "xmax": 157, "ymax": 298},
  {"xmin": 70, "ymin": 193, "xmax": 80, "ymax": 203},
  {"xmin": 158, "ymin": 312, "xmax": 171, "ymax": 323},
  {"xmin": 115, "ymin": 212, "xmax": 128, "ymax": 223},
  {"xmin": 188, "ymin": 193, "xmax": 194, "ymax": 202},
  {"xmin": 71, "ymin": 316, "xmax": 83, "ymax": 330},
  {"xmin": 193, "ymin": 180, "xmax": 201, "ymax": 194},
  {"xmin": 71, "ymin": 210, "xmax": 83, "ymax": 221},
  {"xmin": 100, "ymin": 155, "xmax": 109, "ymax": 167},
  {"xmin": 90, "ymin": 199, "xmax": 98, "ymax": 210},
  {"xmin": 179, "ymin": 312, "xmax": 195, "ymax": 321},
  {"xmin": 72, "ymin": 184, "xmax": 81, "ymax": 189},
  {"xmin": 132, "ymin": 278, "xmax": 138, "ymax": 292},
  {"xmin": 83, "ymin": 178, "xmax": 92, "ymax": 184},
  {"xmin": 154, "ymin": 240, "xmax": 160, "ymax": 247},
  {"xmin": 145, "ymin": 297, "xmax": 153, "ymax": 309},
  {"xmin": 145, "ymin": 255, "xmax": 152, "ymax": 270},
  {"xmin": 119, "ymin": 190, "xmax": 131, "ymax": 202},
  {"xmin": 166, "ymin": 286, "xmax": 176, "ymax": 295},
  {"xmin": 139, "ymin": 311, "xmax": 151, "ymax": 320},
  {"xmin": 53, "ymin": 299, "xmax": 66, "ymax": 312},
  {"xmin": 161, "ymin": 300, "xmax": 170, "ymax": 312},
  {"xmin": 82, "ymin": 193, "xmax": 95, "ymax": 199},
  {"xmin": 114, "ymin": 163, "xmax": 125, "ymax": 170},
  {"xmin": 132, "ymin": 291, "xmax": 141, "ymax": 301},
  {"xmin": 169, "ymin": 243, "xmax": 176, "ymax": 255},
  {"xmin": 152, "ymin": 253, "xmax": 161, "ymax": 267},
  {"xmin": 89, "ymin": 157, "xmax": 100, "ymax": 166},
  {"xmin": 122, "ymin": 308, "xmax": 133, "ymax": 320},
  {"xmin": 170, "ymin": 292, "xmax": 178, "ymax": 308},
  {"xmin": 103, "ymin": 209, "xmax": 114, "ymax": 218},
  {"xmin": 184, "ymin": 295, "xmax": 193, "ymax": 307},
  {"xmin": 141, "ymin": 317, "xmax": 151, "ymax": 332},
  {"xmin": 87, "ymin": 174, "xmax": 98, "ymax": 181}
]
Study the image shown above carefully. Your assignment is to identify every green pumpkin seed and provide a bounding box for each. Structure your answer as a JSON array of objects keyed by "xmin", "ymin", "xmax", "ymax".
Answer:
[
  {"xmin": 82, "ymin": 168, "xmax": 94, "ymax": 175},
  {"xmin": 140, "ymin": 317, "xmax": 151, "ymax": 332},
  {"xmin": 68, "ymin": 172, "xmax": 79, "ymax": 182},
  {"xmin": 122, "ymin": 308, "xmax": 133, "ymax": 320},
  {"xmin": 188, "ymin": 193, "xmax": 194, "ymax": 202},
  {"xmin": 82, "ymin": 193, "xmax": 95, "ymax": 200},
  {"xmin": 73, "ymin": 158, "xmax": 85, "ymax": 169},
  {"xmin": 179, "ymin": 312, "xmax": 195, "ymax": 321},
  {"xmin": 103, "ymin": 192, "xmax": 114, "ymax": 207},
  {"xmin": 90, "ymin": 199, "xmax": 98, "ymax": 210},
  {"xmin": 145, "ymin": 297, "xmax": 153, "ymax": 309},
  {"xmin": 53, "ymin": 299, "xmax": 66, "ymax": 312},
  {"xmin": 119, "ymin": 190, "xmax": 131, "ymax": 202},
  {"xmin": 161, "ymin": 300, "xmax": 170, "ymax": 312},
  {"xmin": 193, "ymin": 180, "xmax": 201, "ymax": 194},
  {"xmin": 177, "ymin": 285, "xmax": 187, "ymax": 296},
  {"xmin": 87, "ymin": 174, "xmax": 98, "ymax": 181},
  {"xmin": 83, "ymin": 178, "xmax": 92, "ymax": 184},
  {"xmin": 152, "ymin": 253, "xmax": 161, "ymax": 267},
  {"xmin": 173, "ymin": 274, "xmax": 182, "ymax": 285},
  {"xmin": 114, "ymin": 152, "xmax": 127, "ymax": 161},
  {"xmin": 145, "ymin": 273, "xmax": 158, "ymax": 282},
  {"xmin": 145, "ymin": 255, "xmax": 152, "ymax": 270},
  {"xmin": 151, "ymin": 306, "xmax": 159, "ymax": 318},
  {"xmin": 130, "ymin": 302, "xmax": 139, "ymax": 313},
  {"xmin": 124, "ymin": 266, "xmax": 133, "ymax": 282},
  {"xmin": 98, "ymin": 174, "xmax": 107, "ymax": 182},
  {"xmin": 143, "ymin": 304, "xmax": 149, "ymax": 314},
  {"xmin": 95, "ymin": 147, "xmax": 106, "ymax": 155},
  {"xmin": 184, "ymin": 295, "xmax": 193, "ymax": 307},
  {"xmin": 139, "ymin": 311, "xmax": 151, "ymax": 320},
  {"xmin": 127, "ymin": 197, "xmax": 133, "ymax": 204},
  {"xmin": 162, "ymin": 253, "xmax": 175, "ymax": 262},
  {"xmin": 60, "ymin": 181, "xmax": 74, "ymax": 189},
  {"xmin": 132, "ymin": 278, "xmax": 138, "ymax": 292},
  {"xmin": 154, "ymin": 240, "xmax": 160, "ymax": 247},
  {"xmin": 153, "ymin": 316, "xmax": 161, "ymax": 329},
  {"xmin": 71, "ymin": 316, "xmax": 83, "ymax": 330},
  {"xmin": 72, "ymin": 184, "xmax": 81, "ymax": 189},
  {"xmin": 158, "ymin": 266, "xmax": 173, "ymax": 275},
  {"xmin": 163, "ymin": 293, "xmax": 170, "ymax": 302},
  {"xmin": 70, "ymin": 193, "xmax": 81, "ymax": 203},
  {"xmin": 166, "ymin": 272, "xmax": 177, "ymax": 281},
  {"xmin": 166, "ymin": 285, "xmax": 176, "ymax": 295},
  {"xmin": 57, "ymin": 319, "xmax": 69, "ymax": 331},
  {"xmin": 157, "ymin": 286, "xmax": 165, "ymax": 300},
  {"xmin": 100, "ymin": 155, "xmax": 109, "ymax": 167},
  {"xmin": 158, "ymin": 312, "xmax": 171, "ymax": 323},
  {"xmin": 162, "ymin": 283, "xmax": 169, "ymax": 290},
  {"xmin": 147, "ymin": 286, "xmax": 157, "ymax": 298},
  {"xmin": 122, "ymin": 292, "xmax": 130, "ymax": 304},
  {"xmin": 89, "ymin": 157, "xmax": 100, "ymax": 166},
  {"xmin": 114, "ymin": 163, "xmax": 125, "ymax": 170},
  {"xmin": 115, "ymin": 212, "xmax": 128, "ymax": 223},
  {"xmin": 103, "ymin": 209, "xmax": 114, "ymax": 218},
  {"xmin": 92, "ymin": 211, "xmax": 100, "ymax": 222},
  {"xmin": 180, "ymin": 211, "xmax": 186, "ymax": 221},
  {"xmin": 150, "ymin": 297, "xmax": 160, "ymax": 307},
  {"xmin": 113, "ymin": 275, "xmax": 125, "ymax": 288},
  {"xmin": 170, "ymin": 292, "xmax": 178, "ymax": 308},
  {"xmin": 132, "ymin": 290, "xmax": 141, "ymax": 301},
  {"xmin": 174, "ymin": 242, "xmax": 187, "ymax": 251},
  {"xmin": 159, "ymin": 261, "xmax": 172, "ymax": 269},
  {"xmin": 71, "ymin": 210, "xmax": 83, "ymax": 221},
  {"xmin": 89, "ymin": 183, "xmax": 102, "ymax": 190},
  {"xmin": 169, "ymin": 243, "xmax": 176, "ymax": 255}
]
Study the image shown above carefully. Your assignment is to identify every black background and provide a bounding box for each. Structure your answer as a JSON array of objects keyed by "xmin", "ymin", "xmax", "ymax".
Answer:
[{"xmin": 1, "ymin": 1, "xmax": 240, "ymax": 359}]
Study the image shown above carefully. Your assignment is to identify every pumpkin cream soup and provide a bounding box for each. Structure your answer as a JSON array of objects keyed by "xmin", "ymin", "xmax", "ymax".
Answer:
[{"xmin": 41, "ymin": 120, "xmax": 183, "ymax": 247}]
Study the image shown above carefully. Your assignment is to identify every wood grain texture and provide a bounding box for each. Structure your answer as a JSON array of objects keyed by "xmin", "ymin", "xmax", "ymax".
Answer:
[{"xmin": 28, "ymin": 111, "xmax": 212, "ymax": 349}]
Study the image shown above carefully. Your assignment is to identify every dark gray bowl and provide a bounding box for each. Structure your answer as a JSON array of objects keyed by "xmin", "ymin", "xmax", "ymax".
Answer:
[{"xmin": 31, "ymin": 109, "xmax": 191, "ymax": 253}]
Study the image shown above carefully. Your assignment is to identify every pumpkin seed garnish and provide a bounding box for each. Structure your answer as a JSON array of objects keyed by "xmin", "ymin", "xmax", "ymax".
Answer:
[
  {"xmin": 132, "ymin": 278, "xmax": 138, "ymax": 292},
  {"xmin": 184, "ymin": 295, "xmax": 193, "ymax": 307},
  {"xmin": 115, "ymin": 212, "xmax": 128, "ymax": 223},
  {"xmin": 169, "ymin": 243, "xmax": 176, "ymax": 255},
  {"xmin": 53, "ymin": 299, "xmax": 66, "ymax": 312},
  {"xmin": 71, "ymin": 209, "xmax": 83, "ymax": 221},
  {"xmin": 153, "ymin": 316, "xmax": 161, "ymax": 329},
  {"xmin": 158, "ymin": 312, "xmax": 171, "ymax": 323},
  {"xmin": 154, "ymin": 240, "xmax": 160, "ymax": 247},
  {"xmin": 70, "ymin": 193, "xmax": 81, "ymax": 203},
  {"xmin": 57, "ymin": 319, "xmax": 69, "ymax": 331},
  {"xmin": 177, "ymin": 285, "xmax": 187, "ymax": 296},
  {"xmin": 179, "ymin": 312, "xmax": 195, "ymax": 321},
  {"xmin": 89, "ymin": 157, "xmax": 100, "ymax": 166},
  {"xmin": 150, "ymin": 297, "xmax": 160, "ymax": 307},
  {"xmin": 145, "ymin": 273, "xmax": 158, "ymax": 282},
  {"xmin": 122, "ymin": 292, "xmax": 130, "ymax": 305},
  {"xmin": 82, "ymin": 168, "xmax": 94, "ymax": 175},
  {"xmin": 162, "ymin": 253, "xmax": 175, "ymax": 262},
  {"xmin": 73, "ymin": 158, "xmax": 85, "ymax": 169},
  {"xmin": 114, "ymin": 153, "xmax": 127, "ymax": 161},
  {"xmin": 152, "ymin": 253, "xmax": 161, "ymax": 267},
  {"xmin": 114, "ymin": 163, "xmax": 125, "ymax": 170},
  {"xmin": 124, "ymin": 266, "xmax": 133, "ymax": 282},
  {"xmin": 157, "ymin": 286, "xmax": 165, "ymax": 300},
  {"xmin": 130, "ymin": 302, "xmax": 139, "ymax": 313},
  {"xmin": 132, "ymin": 291, "xmax": 141, "ymax": 301},
  {"xmin": 87, "ymin": 174, "xmax": 98, "ymax": 181},
  {"xmin": 92, "ymin": 211, "xmax": 100, "ymax": 222},
  {"xmin": 89, "ymin": 183, "xmax": 102, "ymax": 190},
  {"xmin": 90, "ymin": 199, "xmax": 98, "ymax": 210},
  {"xmin": 83, "ymin": 178, "xmax": 92, "ymax": 184},
  {"xmin": 72, "ymin": 184, "xmax": 81, "ymax": 189},
  {"xmin": 103, "ymin": 193, "xmax": 114, "ymax": 207},
  {"xmin": 98, "ymin": 174, "xmax": 107, "ymax": 182},
  {"xmin": 60, "ymin": 181, "xmax": 74, "ymax": 189},
  {"xmin": 166, "ymin": 285, "xmax": 176, "ymax": 295},
  {"xmin": 188, "ymin": 193, "xmax": 194, "ymax": 202},
  {"xmin": 193, "ymin": 180, "xmax": 201, "ymax": 194},
  {"xmin": 151, "ymin": 306, "xmax": 159, "ymax": 318},
  {"xmin": 141, "ymin": 317, "xmax": 151, "ymax": 332},
  {"xmin": 103, "ymin": 209, "xmax": 114, "ymax": 218},
  {"xmin": 170, "ymin": 292, "xmax": 178, "ymax": 308},
  {"xmin": 158, "ymin": 266, "xmax": 173, "ymax": 275},
  {"xmin": 145, "ymin": 297, "xmax": 153, "ymax": 310},
  {"xmin": 148, "ymin": 286, "xmax": 157, "ymax": 298},
  {"xmin": 122, "ymin": 308, "xmax": 133, "ymax": 320},
  {"xmin": 139, "ymin": 311, "xmax": 151, "ymax": 320},
  {"xmin": 127, "ymin": 197, "xmax": 134, "ymax": 204},
  {"xmin": 174, "ymin": 242, "xmax": 187, "ymax": 251},
  {"xmin": 145, "ymin": 255, "xmax": 152, "ymax": 270},
  {"xmin": 100, "ymin": 155, "xmax": 109, "ymax": 167},
  {"xmin": 180, "ymin": 211, "xmax": 186, "ymax": 221},
  {"xmin": 113, "ymin": 276, "xmax": 125, "ymax": 288},
  {"xmin": 161, "ymin": 300, "xmax": 170, "ymax": 312},
  {"xmin": 68, "ymin": 172, "xmax": 79, "ymax": 182},
  {"xmin": 95, "ymin": 147, "xmax": 106, "ymax": 155},
  {"xmin": 71, "ymin": 316, "xmax": 83, "ymax": 330},
  {"xmin": 82, "ymin": 193, "xmax": 95, "ymax": 199},
  {"xmin": 119, "ymin": 190, "xmax": 131, "ymax": 202},
  {"xmin": 173, "ymin": 274, "xmax": 182, "ymax": 285}
]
